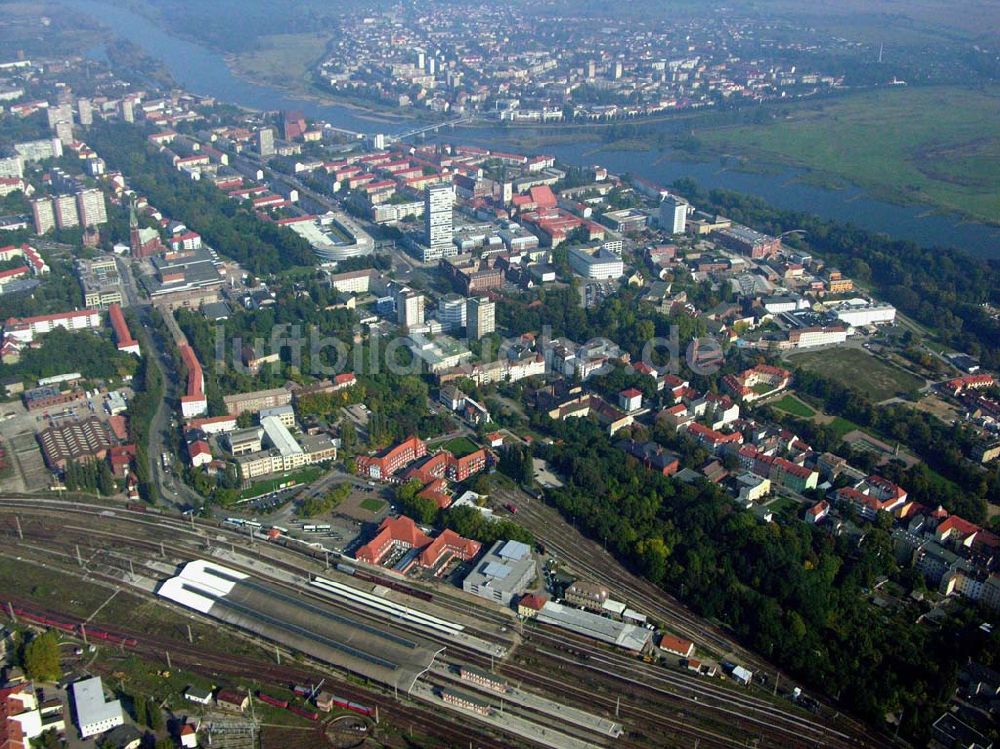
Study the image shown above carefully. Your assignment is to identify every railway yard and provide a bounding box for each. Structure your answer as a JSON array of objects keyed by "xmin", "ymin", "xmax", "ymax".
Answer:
[{"xmin": 0, "ymin": 495, "xmax": 893, "ymax": 749}]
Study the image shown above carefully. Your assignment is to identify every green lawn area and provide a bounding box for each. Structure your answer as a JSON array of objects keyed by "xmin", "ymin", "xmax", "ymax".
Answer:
[
  {"xmin": 239, "ymin": 465, "xmax": 324, "ymax": 499},
  {"xmin": 767, "ymin": 495, "xmax": 803, "ymax": 517},
  {"xmin": 696, "ymin": 86, "xmax": 1000, "ymax": 225},
  {"xmin": 359, "ymin": 497, "xmax": 386, "ymax": 513},
  {"xmin": 771, "ymin": 395, "xmax": 816, "ymax": 418},
  {"xmin": 751, "ymin": 382, "xmax": 777, "ymax": 395},
  {"xmin": 828, "ymin": 417, "xmax": 863, "ymax": 442},
  {"xmin": 442, "ymin": 436, "xmax": 480, "ymax": 458},
  {"xmin": 789, "ymin": 348, "xmax": 925, "ymax": 402}
]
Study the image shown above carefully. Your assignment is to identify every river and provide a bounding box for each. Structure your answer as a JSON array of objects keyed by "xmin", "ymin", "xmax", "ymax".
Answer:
[{"xmin": 65, "ymin": 0, "xmax": 1000, "ymax": 259}]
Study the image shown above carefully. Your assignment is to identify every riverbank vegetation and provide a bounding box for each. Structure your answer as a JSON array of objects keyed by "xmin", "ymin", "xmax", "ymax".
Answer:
[{"xmin": 690, "ymin": 86, "xmax": 1000, "ymax": 225}]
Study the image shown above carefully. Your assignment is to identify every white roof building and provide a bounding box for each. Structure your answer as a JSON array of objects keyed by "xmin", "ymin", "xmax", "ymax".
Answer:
[{"xmin": 71, "ymin": 677, "xmax": 124, "ymax": 738}]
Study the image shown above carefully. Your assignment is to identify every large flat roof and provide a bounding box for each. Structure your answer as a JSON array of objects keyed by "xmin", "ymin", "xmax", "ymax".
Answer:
[
  {"xmin": 71, "ymin": 676, "xmax": 122, "ymax": 728},
  {"xmin": 261, "ymin": 415, "xmax": 303, "ymax": 457},
  {"xmin": 157, "ymin": 560, "xmax": 438, "ymax": 691},
  {"xmin": 537, "ymin": 601, "xmax": 651, "ymax": 653}
]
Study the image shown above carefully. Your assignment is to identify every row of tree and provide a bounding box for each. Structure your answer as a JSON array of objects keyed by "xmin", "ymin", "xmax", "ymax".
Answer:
[{"xmin": 87, "ymin": 123, "xmax": 315, "ymax": 274}]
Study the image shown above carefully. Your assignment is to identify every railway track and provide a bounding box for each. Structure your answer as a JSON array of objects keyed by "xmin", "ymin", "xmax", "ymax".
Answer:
[
  {"xmin": 0, "ymin": 497, "xmax": 888, "ymax": 748},
  {"xmin": 496, "ymin": 486, "xmax": 887, "ymax": 746},
  {"xmin": 2, "ymin": 591, "xmax": 514, "ymax": 749}
]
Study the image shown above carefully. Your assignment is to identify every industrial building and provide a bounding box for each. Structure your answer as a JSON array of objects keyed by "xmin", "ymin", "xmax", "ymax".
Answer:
[
  {"xmin": 462, "ymin": 539, "xmax": 536, "ymax": 606},
  {"xmin": 535, "ymin": 601, "xmax": 652, "ymax": 654}
]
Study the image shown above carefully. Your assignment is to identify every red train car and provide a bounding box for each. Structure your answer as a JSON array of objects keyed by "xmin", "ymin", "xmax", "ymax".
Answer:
[
  {"xmin": 329, "ymin": 695, "xmax": 374, "ymax": 717},
  {"xmin": 286, "ymin": 705, "xmax": 319, "ymax": 721},
  {"xmin": 256, "ymin": 692, "xmax": 288, "ymax": 709}
]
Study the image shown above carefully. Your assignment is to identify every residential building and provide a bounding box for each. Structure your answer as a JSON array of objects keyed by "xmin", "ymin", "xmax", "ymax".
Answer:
[
  {"xmin": 423, "ymin": 183, "xmax": 454, "ymax": 260},
  {"xmin": 356, "ymin": 436, "xmax": 427, "ymax": 479},
  {"xmin": 257, "ymin": 127, "xmax": 275, "ymax": 157},
  {"xmin": 617, "ymin": 438, "xmax": 680, "ymax": 476},
  {"xmin": 54, "ymin": 194, "xmax": 78, "ymax": 229},
  {"xmin": 76, "ymin": 189, "xmax": 108, "ymax": 228},
  {"xmin": 565, "ymin": 580, "xmax": 610, "ymax": 612},
  {"xmin": 4, "ymin": 308, "xmax": 101, "ymax": 343},
  {"xmin": 0, "ymin": 681, "xmax": 56, "ymax": 749},
  {"xmin": 722, "ymin": 364, "xmax": 791, "ymax": 403},
  {"xmin": 109, "ymin": 303, "xmax": 140, "ymax": 355},
  {"xmin": 179, "ymin": 344, "xmax": 207, "ymax": 418},
  {"xmin": 222, "ymin": 387, "xmax": 292, "ymax": 416},
  {"xmin": 30, "ymin": 198, "xmax": 55, "ymax": 235},
  {"xmin": 659, "ymin": 196, "xmax": 688, "ymax": 235},
  {"xmin": 466, "ymin": 296, "xmax": 495, "ymax": 339},
  {"xmin": 396, "ymin": 287, "xmax": 425, "ymax": 328}
]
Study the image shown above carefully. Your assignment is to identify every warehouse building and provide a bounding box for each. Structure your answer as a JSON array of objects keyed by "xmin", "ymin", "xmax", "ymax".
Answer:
[{"xmin": 536, "ymin": 601, "xmax": 652, "ymax": 654}]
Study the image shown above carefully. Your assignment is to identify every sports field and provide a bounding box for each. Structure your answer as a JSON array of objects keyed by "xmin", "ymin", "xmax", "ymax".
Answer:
[
  {"xmin": 789, "ymin": 348, "xmax": 925, "ymax": 403},
  {"xmin": 696, "ymin": 86, "xmax": 1000, "ymax": 224}
]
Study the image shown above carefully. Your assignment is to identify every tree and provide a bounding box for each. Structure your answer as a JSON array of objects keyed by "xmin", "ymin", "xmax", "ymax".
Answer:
[
  {"xmin": 146, "ymin": 700, "xmax": 164, "ymax": 730},
  {"xmin": 97, "ymin": 462, "xmax": 117, "ymax": 496},
  {"xmin": 22, "ymin": 631, "xmax": 60, "ymax": 682},
  {"xmin": 132, "ymin": 692, "xmax": 148, "ymax": 726},
  {"xmin": 339, "ymin": 420, "xmax": 357, "ymax": 453}
]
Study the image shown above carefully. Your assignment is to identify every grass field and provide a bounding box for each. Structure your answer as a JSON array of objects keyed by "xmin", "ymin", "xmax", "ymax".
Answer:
[
  {"xmin": 240, "ymin": 465, "xmax": 324, "ymax": 500},
  {"xmin": 789, "ymin": 348, "xmax": 925, "ymax": 402},
  {"xmin": 228, "ymin": 32, "xmax": 330, "ymax": 94},
  {"xmin": 771, "ymin": 394, "xmax": 816, "ymax": 418},
  {"xmin": 359, "ymin": 497, "xmax": 386, "ymax": 513},
  {"xmin": 442, "ymin": 436, "xmax": 479, "ymax": 458},
  {"xmin": 696, "ymin": 86, "xmax": 1000, "ymax": 225},
  {"xmin": 828, "ymin": 417, "xmax": 863, "ymax": 442}
]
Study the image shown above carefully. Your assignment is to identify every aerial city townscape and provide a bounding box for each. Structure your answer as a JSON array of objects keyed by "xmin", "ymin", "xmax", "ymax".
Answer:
[{"xmin": 0, "ymin": 0, "xmax": 998, "ymax": 748}]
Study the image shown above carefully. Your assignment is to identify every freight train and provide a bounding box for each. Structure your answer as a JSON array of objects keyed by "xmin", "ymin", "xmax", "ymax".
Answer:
[{"xmin": 255, "ymin": 689, "xmax": 374, "ymax": 720}]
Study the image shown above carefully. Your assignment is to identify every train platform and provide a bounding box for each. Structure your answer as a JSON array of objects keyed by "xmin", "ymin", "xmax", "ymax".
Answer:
[
  {"xmin": 409, "ymin": 679, "xmax": 605, "ymax": 749},
  {"xmin": 157, "ymin": 560, "xmax": 440, "ymax": 692},
  {"xmin": 431, "ymin": 662, "xmax": 623, "ymax": 738}
]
